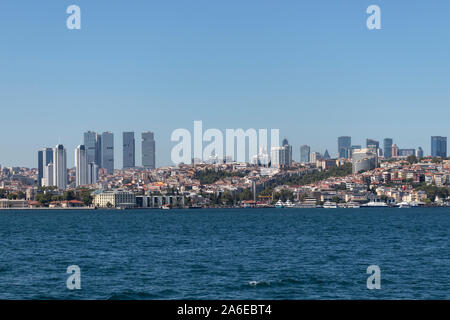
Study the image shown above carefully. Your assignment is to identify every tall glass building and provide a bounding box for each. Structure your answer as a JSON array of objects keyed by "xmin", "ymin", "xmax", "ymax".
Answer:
[
  {"xmin": 383, "ymin": 138, "xmax": 393, "ymax": 159},
  {"xmin": 101, "ymin": 132, "xmax": 114, "ymax": 174},
  {"xmin": 431, "ymin": 136, "xmax": 447, "ymax": 158},
  {"xmin": 338, "ymin": 136, "xmax": 351, "ymax": 158},
  {"xmin": 142, "ymin": 131, "xmax": 156, "ymax": 169},
  {"xmin": 84, "ymin": 131, "xmax": 101, "ymax": 166},
  {"xmin": 300, "ymin": 145, "xmax": 310, "ymax": 163},
  {"xmin": 37, "ymin": 147, "xmax": 53, "ymax": 186},
  {"xmin": 123, "ymin": 132, "xmax": 135, "ymax": 168}
]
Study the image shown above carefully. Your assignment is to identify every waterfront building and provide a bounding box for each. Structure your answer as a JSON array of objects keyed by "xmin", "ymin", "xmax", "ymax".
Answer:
[
  {"xmin": 300, "ymin": 145, "xmax": 310, "ymax": 163},
  {"xmin": 338, "ymin": 136, "xmax": 351, "ymax": 159},
  {"xmin": 93, "ymin": 189, "xmax": 136, "ymax": 208},
  {"xmin": 123, "ymin": 132, "xmax": 135, "ymax": 169},
  {"xmin": 383, "ymin": 138, "xmax": 393, "ymax": 159},
  {"xmin": 53, "ymin": 144, "xmax": 67, "ymax": 190},
  {"xmin": 431, "ymin": 136, "xmax": 447, "ymax": 158},
  {"xmin": 75, "ymin": 145, "xmax": 87, "ymax": 187},
  {"xmin": 101, "ymin": 132, "xmax": 114, "ymax": 174},
  {"xmin": 142, "ymin": 131, "xmax": 156, "ymax": 169}
]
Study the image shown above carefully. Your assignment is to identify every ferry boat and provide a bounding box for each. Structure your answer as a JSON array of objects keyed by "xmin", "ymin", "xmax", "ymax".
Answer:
[
  {"xmin": 347, "ymin": 202, "xmax": 361, "ymax": 208},
  {"xmin": 361, "ymin": 201, "xmax": 388, "ymax": 208},
  {"xmin": 322, "ymin": 201, "xmax": 337, "ymax": 209}
]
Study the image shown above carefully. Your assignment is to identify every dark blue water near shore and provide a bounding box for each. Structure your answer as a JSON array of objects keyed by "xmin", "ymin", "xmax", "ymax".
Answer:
[{"xmin": 0, "ymin": 208, "xmax": 449, "ymax": 299}]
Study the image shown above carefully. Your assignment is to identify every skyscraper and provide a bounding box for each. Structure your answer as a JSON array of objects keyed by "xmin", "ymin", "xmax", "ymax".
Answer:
[
  {"xmin": 84, "ymin": 131, "xmax": 101, "ymax": 166},
  {"xmin": 101, "ymin": 132, "xmax": 114, "ymax": 174},
  {"xmin": 366, "ymin": 139, "xmax": 379, "ymax": 149},
  {"xmin": 142, "ymin": 131, "xmax": 156, "ymax": 169},
  {"xmin": 300, "ymin": 145, "xmax": 310, "ymax": 163},
  {"xmin": 123, "ymin": 132, "xmax": 135, "ymax": 169},
  {"xmin": 431, "ymin": 136, "xmax": 447, "ymax": 158},
  {"xmin": 383, "ymin": 138, "xmax": 393, "ymax": 159},
  {"xmin": 282, "ymin": 139, "xmax": 293, "ymax": 166},
  {"xmin": 338, "ymin": 136, "xmax": 351, "ymax": 159},
  {"xmin": 53, "ymin": 144, "xmax": 67, "ymax": 190},
  {"xmin": 88, "ymin": 162, "xmax": 99, "ymax": 185},
  {"xmin": 416, "ymin": 147, "xmax": 424, "ymax": 158},
  {"xmin": 75, "ymin": 145, "xmax": 87, "ymax": 187},
  {"xmin": 37, "ymin": 148, "xmax": 53, "ymax": 186},
  {"xmin": 43, "ymin": 163, "xmax": 54, "ymax": 187}
]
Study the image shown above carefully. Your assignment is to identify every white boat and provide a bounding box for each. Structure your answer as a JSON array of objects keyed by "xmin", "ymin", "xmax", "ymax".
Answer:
[
  {"xmin": 347, "ymin": 202, "xmax": 360, "ymax": 208},
  {"xmin": 397, "ymin": 202, "xmax": 410, "ymax": 208},
  {"xmin": 322, "ymin": 201, "xmax": 337, "ymax": 209},
  {"xmin": 361, "ymin": 201, "xmax": 388, "ymax": 207},
  {"xmin": 275, "ymin": 200, "xmax": 284, "ymax": 208},
  {"xmin": 284, "ymin": 200, "xmax": 294, "ymax": 208}
]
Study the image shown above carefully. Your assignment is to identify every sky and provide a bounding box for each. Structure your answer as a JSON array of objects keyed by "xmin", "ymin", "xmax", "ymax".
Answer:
[{"xmin": 0, "ymin": 0, "xmax": 449, "ymax": 168}]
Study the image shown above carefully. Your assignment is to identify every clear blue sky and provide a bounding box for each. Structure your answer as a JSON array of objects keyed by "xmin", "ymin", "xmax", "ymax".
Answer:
[{"xmin": 1, "ymin": 1, "xmax": 449, "ymax": 168}]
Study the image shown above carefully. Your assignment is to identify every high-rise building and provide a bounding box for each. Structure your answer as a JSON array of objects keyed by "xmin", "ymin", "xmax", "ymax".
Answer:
[
  {"xmin": 84, "ymin": 131, "xmax": 101, "ymax": 166},
  {"xmin": 392, "ymin": 144, "xmax": 399, "ymax": 158},
  {"xmin": 88, "ymin": 162, "xmax": 99, "ymax": 185},
  {"xmin": 300, "ymin": 145, "xmax": 310, "ymax": 163},
  {"xmin": 366, "ymin": 139, "xmax": 379, "ymax": 149},
  {"xmin": 101, "ymin": 132, "xmax": 114, "ymax": 174},
  {"xmin": 37, "ymin": 150, "xmax": 43, "ymax": 186},
  {"xmin": 37, "ymin": 148, "xmax": 53, "ymax": 186},
  {"xmin": 43, "ymin": 163, "xmax": 54, "ymax": 187},
  {"xmin": 398, "ymin": 149, "xmax": 416, "ymax": 157},
  {"xmin": 142, "ymin": 131, "xmax": 156, "ymax": 169},
  {"xmin": 75, "ymin": 145, "xmax": 87, "ymax": 187},
  {"xmin": 416, "ymin": 147, "xmax": 424, "ymax": 158},
  {"xmin": 338, "ymin": 136, "xmax": 351, "ymax": 159},
  {"xmin": 310, "ymin": 152, "xmax": 321, "ymax": 164},
  {"xmin": 431, "ymin": 136, "xmax": 447, "ymax": 158},
  {"xmin": 282, "ymin": 139, "xmax": 293, "ymax": 166},
  {"xmin": 123, "ymin": 132, "xmax": 135, "ymax": 168},
  {"xmin": 53, "ymin": 144, "xmax": 67, "ymax": 190},
  {"xmin": 383, "ymin": 138, "xmax": 393, "ymax": 159}
]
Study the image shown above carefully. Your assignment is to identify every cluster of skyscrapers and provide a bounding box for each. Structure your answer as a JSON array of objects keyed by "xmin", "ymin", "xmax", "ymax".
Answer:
[
  {"xmin": 299, "ymin": 136, "xmax": 447, "ymax": 165},
  {"xmin": 37, "ymin": 131, "xmax": 156, "ymax": 189}
]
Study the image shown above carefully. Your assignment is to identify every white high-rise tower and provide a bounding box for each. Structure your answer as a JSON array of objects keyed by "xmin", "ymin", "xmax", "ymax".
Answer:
[
  {"xmin": 75, "ymin": 145, "xmax": 87, "ymax": 187},
  {"xmin": 53, "ymin": 144, "xmax": 67, "ymax": 190}
]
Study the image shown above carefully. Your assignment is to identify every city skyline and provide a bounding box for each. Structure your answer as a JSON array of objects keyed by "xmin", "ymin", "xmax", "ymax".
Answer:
[{"xmin": 1, "ymin": 2, "xmax": 450, "ymax": 168}]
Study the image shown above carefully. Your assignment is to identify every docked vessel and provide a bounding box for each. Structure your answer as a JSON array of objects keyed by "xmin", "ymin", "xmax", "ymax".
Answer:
[
  {"xmin": 361, "ymin": 201, "xmax": 388, "ymax": 208},
  {"xmin": 275, "ymin": 200, "xmax": 284, "ymax": 208},
  {"xmin": 322, "ymin": 201, "xmax": 337, "ymax": 209}
]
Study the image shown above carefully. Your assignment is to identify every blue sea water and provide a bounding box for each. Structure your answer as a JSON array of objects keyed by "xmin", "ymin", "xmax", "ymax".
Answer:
[{"xmin": 0, "ymin": 207, "xmax": 449, "ymax": 300}]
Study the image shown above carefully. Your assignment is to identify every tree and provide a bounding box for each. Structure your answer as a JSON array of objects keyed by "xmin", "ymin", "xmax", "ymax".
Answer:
[
  {"xmin": 63, "ymin": 190, "xmax": 75, "ymax": 201},
  {"xmin": 80, "ymin": 189, "xmax": 93, "ymax": 206},
  {"xmin": 406, "ymin": 155, "xmax": 418, "ymax": 164},
  {"xmin": 220, "ymin": 191, "xmax": 233, "ymax": 206}
]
